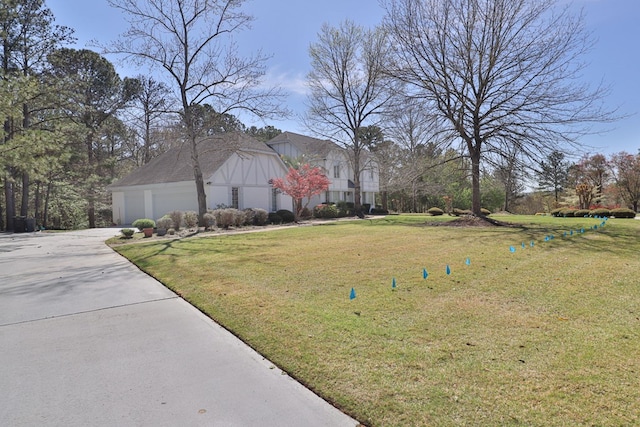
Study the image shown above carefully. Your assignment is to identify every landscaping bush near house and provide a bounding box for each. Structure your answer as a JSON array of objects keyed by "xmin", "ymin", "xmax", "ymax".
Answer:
[
  {"xmin": 313, "ymin": 204, "xmax": 339, "ymax": 219},
  {"xmin": 268, "ymin": 212, "xmax": 282, "ymax": 224},
  {"xmin": 243, "ymin": 208, "xmax": 256, "ymax": 226},
  {"xmin": 370, "ymin": 206, "xmax": 388, "ymax": 215},
  {"xmin": 611, "ymin": 208, "xmax": 636, "ymax": 218},
  {"xmin": 253, "ymin": 208, "xmax": 269, "ymax": 226},
  {"xmin": 427, "ymin": 207, "xmax": 444, "ymax": 216},
  {"xmin": 481, "ymin": 208, "xmax": 492, "ymax": 216},
  {"xmin": 168, "ymin": 210, "xmax": 183, "ymax": 231},
  {"xmin": 276, "ymin": 209, "xmax": 295, "ymax": 223},
  {"xmin": 120, "ymin": 228, "xmax": 135, "ymax": 238},
  {"xmin": 574, "ymin": 209, "xmax": 591, "ymax": 217},
  {"xmin": 156, "ymin": 216, "xmax": 173, "ymax": 230},
  {"xmin": 203, "ymin": 212, "xmax": 216, "ymax": 229},
  {"xmin": 212, "ymin": 208, "xmax": 236, "ymax": 229},
  {"xmin": 132, "ymin": 218, "xmax": 155, "ymax": 231},
  {"xmin": 589, "ymin": 208, "xmax": 611, "ymax": 218},
  {"xmin": 183, "ymin": 211, "xmax": 199, "ymax": 228},
  {"xmin": 299, "ymin": 207, "xmax": 313, "ymax": 219},
  {"xmin": 233, "ymin": 209, "xmax": 247, "ymax": 227},
  {"xmin": 335, "ymin": 201, "xmax": 351, "ymax": 217}
]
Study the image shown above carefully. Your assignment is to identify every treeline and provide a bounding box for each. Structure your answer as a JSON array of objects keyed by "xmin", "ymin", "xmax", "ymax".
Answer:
[
  {"xmin": 372, "ymin": 143, "xmax": 639, "ymax": 215},
  {"xmin": 0, "ymin": 0, "xmax": 280, "ymax": 231}
]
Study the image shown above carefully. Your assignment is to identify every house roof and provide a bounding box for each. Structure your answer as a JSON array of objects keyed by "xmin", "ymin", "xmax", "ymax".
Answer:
[
  {"xmin": 266, "ymin": 131, "xmax": 338, "ymax": 159},
  {"xmin": 110, "ymin": 132, "xmax": 277, "ymax": 188}
]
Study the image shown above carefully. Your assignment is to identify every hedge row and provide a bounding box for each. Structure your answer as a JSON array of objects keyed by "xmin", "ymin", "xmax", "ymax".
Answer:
[{"xmin": 550, "ymin": 207, "xmax": 636, "ymax": 219}]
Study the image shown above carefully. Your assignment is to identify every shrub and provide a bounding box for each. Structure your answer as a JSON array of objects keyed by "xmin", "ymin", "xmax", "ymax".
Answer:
[
  {"xmin": 481, "ymin": 208, "xmax": 492, "ymax": 216},
  {"xmin": 243, "ymin": 208, "xmax": 256, "ymax": 226},
  {"xmin": 427, "ymin": 207, "xmax": 444, "ymax": 216},
  {"xmin": 213, "ymin": 208, "xmax": 236, "ymax": 229},
  {"xmin": 370, "ymin": 206, "xmax": 389, "ymax": 215},
  {"xmin": 183, "ymin": 211, "xmax": 199, "ymax": 228},
  {"xmin": 574, "ymin": 209, "xmax": 591, "ymax": 217},
  {"xmin": 589, "ymin": 208, "xmax": 611, "ymax": 218},
  {"xmin": 336, "ymin": 201, "xmax": 351, "ymax": 217},
  {"xmin": 132, "ymin": 218, "xmax": 155, "ymax": 231},
  {"xmin": 276, "ymin": 209, "xmax": 295, "ymax": 223},
  {"xmin": 550, "ymin": 208, "xmax": 564, "ymax": 217},
  {"xmin": 559, "ymin": 208, "xmax": 576, "ymax": 217},
  {"xmin": 120, "ymin": 228, "xmax": 135, "ymax": 238},
  {"xmin": 233, "ymin": 209, "xmax": 247, "ymax": 227},
  {"xmin": 156, "ymin": 216, "xmax": 173, "ymax": 229},
  {"xmin": 168, "ymin": 228, "xmax": 175, "ymax": 235},
  {"xmin": 452, "ymin": 208, "xmax": 472, "ymax": 216},
  {"xmin": 203, "ymin": 212, "xmax": 216, "ymax": 229},
  {"xmin": 610, "ymin": 208, "xmax": 636, "ymax": 218},
  {"xmin": 314, "ymin": 204, "xmax": 339, "ymax": 218},
  {"xmin": 299, "ymin": 207, "xmax": 313, "ymax": 219},
  {"xmin": 253, "ymin": 208, "xmax": 269, "ymax": 226},
  {"xmin": 168, "ymin": 210, "xmax": 183, "ymax": 231},
  {"xmin": 268, "ymin": 212, "xmax": 282, "ymax": 224}
]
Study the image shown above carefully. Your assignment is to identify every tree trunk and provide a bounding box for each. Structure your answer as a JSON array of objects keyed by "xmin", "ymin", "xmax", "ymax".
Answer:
[
  {"xmin": 381, "ymin": 190, "xmax": 388, "ymax": 211},
  {"xmin": 4, "ymin": 176, "xmax": 15, "ymax": 231},
  {"xmin": 21, "ymin": 172, "xmax": 29, "ymax": 217},
  {"xmin": 34, "ymin": 181, "xmax": 41, "ymax": 227},
  {"xmin": 43, "ymin": 179, "xmax": 52, "ymax": 229},
  {"xmin": 470, "ymin": 149, "xmax": 482, "ymax": 215},
  {"xmin": 190, "ymin": 136, "xmax": 207, "ymax": 226},
  {"xmin": 352, "ymin": 148, "xmax": 361, "ymax": 211}
]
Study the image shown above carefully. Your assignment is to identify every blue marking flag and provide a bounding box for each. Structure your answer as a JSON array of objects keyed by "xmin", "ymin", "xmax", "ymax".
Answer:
[
  {"xmin": 423, "ymin": 268, "xmax": 428, "ymax": 279},
  {"xmin": 350, "ymin": 287, "xmax": 356, "ymax": 300},
  {"xmin": 570, "ymin": 230, "xmax": 573, "ymax": 236},
  {"xmin": 392, "ymin": 277, "xmax": 397, "ymax": 289},
  {"xmin": 530, "ymin": 241, "xmax": 535, "ymax": 247},
  {"xmin": 509, "ymin": 246, "xmax": 516, "ymax": 253},
  {"xmin": 544, "ymin": 236, "xmax": 550, "ymax": 242},
  {"xmin": 465, "ymin": 257, "xmax": 471, "ymax": 266},
  {"xmin": 446, "ymin": 265, "xmax": 451, "ymax": 275}
]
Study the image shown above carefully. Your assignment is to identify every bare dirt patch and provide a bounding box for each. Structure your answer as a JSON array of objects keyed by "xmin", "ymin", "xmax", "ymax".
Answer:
[{"xmin": 423, "ymin": 215, "xmax": 521, "ymax": 228}]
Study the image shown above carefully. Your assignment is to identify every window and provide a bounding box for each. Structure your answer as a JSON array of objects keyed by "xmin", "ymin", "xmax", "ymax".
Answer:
[
  {"xmin": 231, "ymin": 187, "xmax": 239, "ymax": 209},
  {"xmin": 272, "ymin": 188, "xmax": 278, "ymax": 211},
  {"xmin": 333, "ymin": 164, "xmax": 340, "ymax": 179}
]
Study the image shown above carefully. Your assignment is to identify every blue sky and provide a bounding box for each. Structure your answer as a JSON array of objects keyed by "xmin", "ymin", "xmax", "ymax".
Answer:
[{"xmin": 47, "ymin": 0, "xmax": 639, "ymax": 156}]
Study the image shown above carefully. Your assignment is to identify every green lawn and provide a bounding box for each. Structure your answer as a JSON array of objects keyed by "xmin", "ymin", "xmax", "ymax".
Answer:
[{"xmin": 114, "ymin": 214, "xmax": 640, "ymax": 426}]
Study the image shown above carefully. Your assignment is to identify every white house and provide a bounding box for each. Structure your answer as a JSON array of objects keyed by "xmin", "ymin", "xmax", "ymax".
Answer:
[
  {"xmin": 266, "ymin": 131, "xmax": 379, "ymax": 208},
  {"xmin": 108, "ymin": 133, "xmax": 292, "ymax": 225}
]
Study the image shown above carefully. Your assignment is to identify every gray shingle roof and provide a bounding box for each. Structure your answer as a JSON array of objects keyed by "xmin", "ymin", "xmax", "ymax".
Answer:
[
  {"xmin": 109, "ymin": 132, "xmax": 276, "ymax": 188},
  {"xmin": 266, "ymin": 131, "xmax": 339, "ymax": 159}
]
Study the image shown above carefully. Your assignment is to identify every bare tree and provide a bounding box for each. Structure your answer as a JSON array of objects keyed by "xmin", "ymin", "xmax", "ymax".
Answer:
[
  {"xmin": 106, "ymin": 0, "xmax": 287, "ymax": 224},
  {"xmin": 129, "ymin": 76, "xmax": 173, "ymax": 165},
  {"xmin": 609, "ymin": 151, "xmax": 640, "ymax": 212},
  {"xmin": 384, "ymin": 98, "xmax": 442, "ymax": 212},
  {"xmin": 306, "ymin": 20, "xmax": 395, "ymax": 210},
  {"xmin": 383, "ymin": 0, "xmax": 614, "ymax": 215}
]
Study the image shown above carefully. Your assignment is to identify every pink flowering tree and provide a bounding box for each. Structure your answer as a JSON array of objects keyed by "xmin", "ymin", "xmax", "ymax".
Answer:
[{"xmin": 271, "ymin": 164, "xmax": 331, "ymax": 219}]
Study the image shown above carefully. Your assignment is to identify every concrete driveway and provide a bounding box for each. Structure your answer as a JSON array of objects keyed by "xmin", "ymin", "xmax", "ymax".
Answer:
[{"xmin": 0, "ymin": 229, "xmax": 358, "ymax": 426}]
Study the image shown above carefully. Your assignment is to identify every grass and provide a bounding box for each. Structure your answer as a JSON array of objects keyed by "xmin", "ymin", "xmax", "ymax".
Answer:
[{"xmin": 113, "ymin": 214, "xmax": 640, "ymax": 426}]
